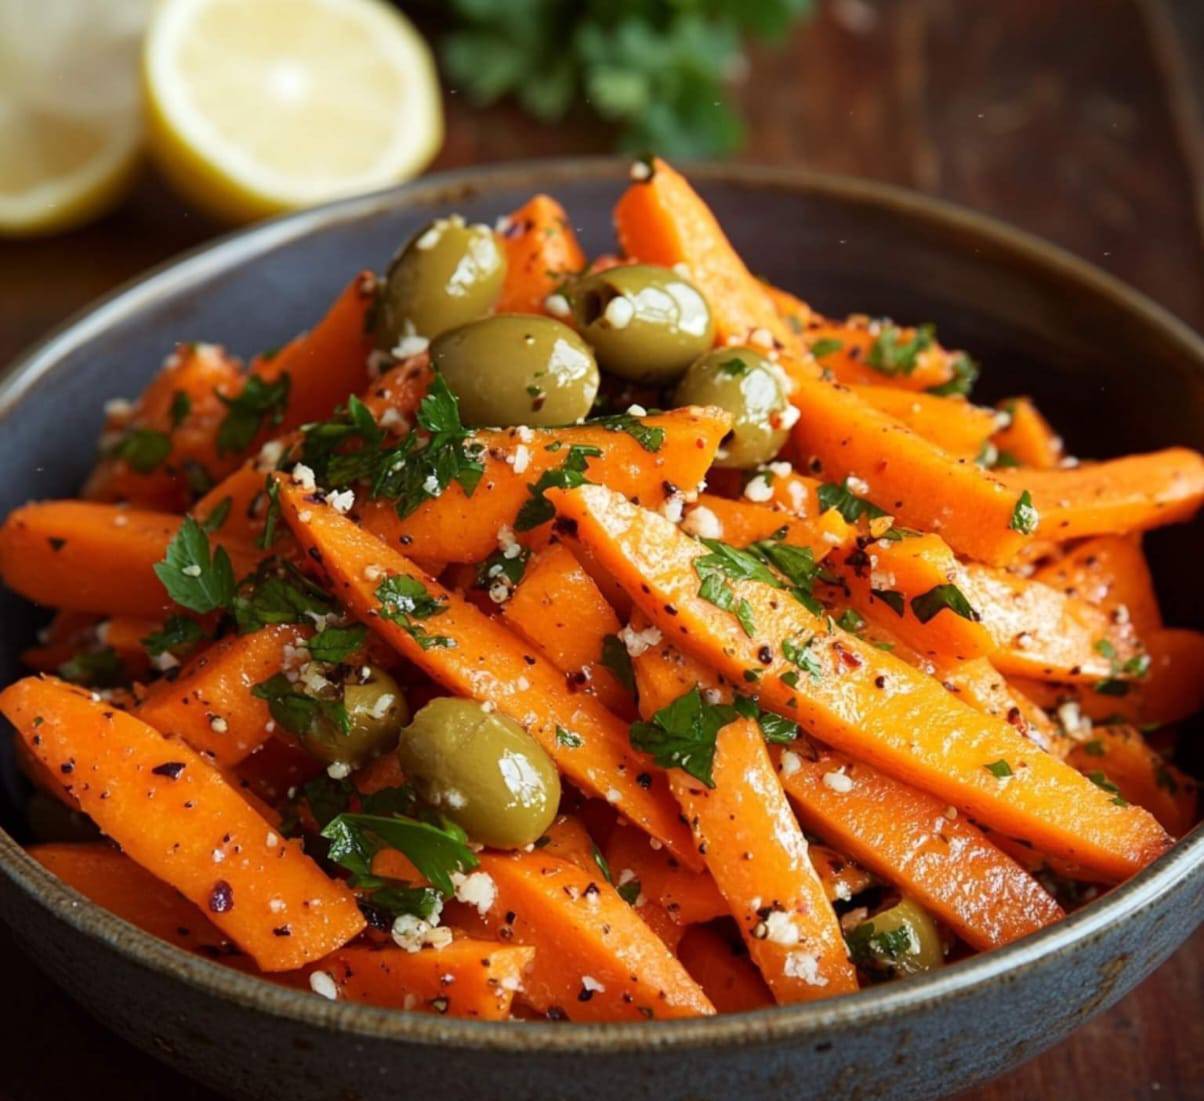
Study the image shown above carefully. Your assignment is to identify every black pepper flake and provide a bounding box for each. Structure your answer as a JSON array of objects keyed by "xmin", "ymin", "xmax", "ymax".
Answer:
[
  {"xmin": 209, "ymin": 880, "xmax": 234, "ymax": 913},
  {"xmin": 151, "ymin": 761, "xmax": 187, "ymax": 780},
  {"xmin": 757, "ymin": 645, "xmax": 773, "ymax": 665},
  {"xmin": 272, "ymin": 925, "xmax": 291, "ymax": 937},
  {"xmin": 60, "ymin": 760, "xmax": 74, "ymax": 774},
  {"xmin": 577, "ymin": 986, "xmax": 595, "ymax": 1002},
  {"xmin": 636, "ymin": 772, "xmax": 652, "ymax": 789},
  {"xmin": 545, "ymin": 1006, "xmax": 567, "ymax": 1021}
]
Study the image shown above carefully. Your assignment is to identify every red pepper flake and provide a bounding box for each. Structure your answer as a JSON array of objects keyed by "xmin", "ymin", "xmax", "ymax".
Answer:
[
  {"xmin": 209, "ymin": 880, "xmax": 234, "ymax": 913},
  {"xmin": 833, "ymin": 642, "xmax": 863, "ymax": 670}
]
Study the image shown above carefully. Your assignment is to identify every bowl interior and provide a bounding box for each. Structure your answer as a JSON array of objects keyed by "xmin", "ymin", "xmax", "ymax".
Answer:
[{"xmin": 0, "ymin": 161, "xmax": 1200, "ymax": 857}]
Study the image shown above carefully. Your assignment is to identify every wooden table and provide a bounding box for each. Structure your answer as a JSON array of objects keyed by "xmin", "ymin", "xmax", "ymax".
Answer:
[{"xmin": 0, "ymin": 1, "xmax": 1200, "ymax": 1097}]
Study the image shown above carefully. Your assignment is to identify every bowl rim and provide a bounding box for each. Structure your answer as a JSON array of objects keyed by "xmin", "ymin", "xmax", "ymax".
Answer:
[{"xmin": 1, "ymin": 156, "xmax": 1201, "ymax": 1054}]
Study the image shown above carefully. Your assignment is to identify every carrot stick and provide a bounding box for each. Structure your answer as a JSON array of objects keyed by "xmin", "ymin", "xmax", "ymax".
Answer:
[
  {"xmin": 676, "ymin": 925, "xmax": 775, "ymax": 1013},
  {"xmin": 994, "ymin": 449, "xmax": 1204, "ymax": 540},
  {"xmin": 301, "ymin": 942, "xmax": 534, "ymax": 1019},
  {"xmin": 604, "ymin": 822, "xmax": 727, "ymax": 926},
  {"xmin": 355, "ymin": 407, "xmax": 729, "ymax": 564},
  {"xmin": 958, "ymin": 562, "xmax": 1141, "ymax": 682},
  {"xmin": 1066, "ymin": 725, "xmax": 1197, "ymax": 839},
  {"xmin": 470, "ymin": 851, "xmax": 715, "ymax": 1020},
  {"xmin": 632, "ymin": 635, "xmax": 1063, "ymax": 950},
  {"xmin": 83, "ymin": 342, "xmax": 246, "ymax": 511},
  {"xmin": 29, "ymin": 842, "xmax": 235, "ymax": 955},
  {"xmin": 614, "ymin": 158, "xmax": 793, "ymax": 347},
  {"xmin": 788, "ymin": 375, "xmax": 1037, "ymax": 565},
  {"xmin": 496, "ymin": 195, "xmax": 586, "ymax": 315},
  {"xmin": 992, "ymin": 397, "xmax": 1062, "ymax": 469},
  {"xmin": 851, "ymin": 387, "xmax": 998, "ymax": 460},
  {"xmin": 275, "ymin": 479, "xmax": 699, "ymax": 866},
  {"xmin": 1033, "ymin": 535, "xmax": 1162, "ymax": 635},
  {"xmin": 232, "ymin": 734, "xmax": 324, "ymax": 806},
  {"xmin": 135, "ymin": 624, "xmax": 311, "ymax": 766},
  {"xmin": 801, "ymin": 317, "xmax": 961, "ymax": 392},
  {"xmin": 639, "ymin": 683, "xmax": 859, "ymax": 1000},
  {"xmin": 538, "ymin": 813, "xmax": 603, "ymax": 874},
  {"xmin": 0, "ymin": 501, "xmax": 262, "ymax": 618},
  {"xmin": 553, "ymin": 483, "xmax": 1172, "ymax": 881},
  {"xmin": 2, "ymin": 676, "xmax": 364, "ymax": 969},
  {"xmin": 500, "ymin": 543, "xmax": 633, "ymax": 716}
]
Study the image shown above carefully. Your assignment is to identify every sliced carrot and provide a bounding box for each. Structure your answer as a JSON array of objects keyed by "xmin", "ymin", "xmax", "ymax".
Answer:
[
  {"xmin": 992, "ymin": 397, "xmax": 1062, "ymax": 469},
  {"xmin": 830, "ymin": 532, "xmax": 998, "ymax": 662},
  {"xmin": 355, "ymin": 407, "xmax": 728, "ymax": 564},
  {"xmin": 232, "ymin": 734, "xmax": 324, "ymax": 806},
  {"xmin": 957, "ymin": 562, "xmax": 1140, "ymax": 683},
  {"xmin": 632, "ymin": 635, "xmax": 1063, "ymax": 950},
  {"xmin": 471, "ymin": 851, "xmax": 714, "ymax": 1020},
  {"xmin": 788, "ymin": 375, "xmax": 1036, "ymax": 565},
  {"xmin": 539, "ymin": 813, "xmax": 603, "ymax": 873},
  {"xmin": 995, "ymin": 449, "xmax": 1204, "ymax": 540},
  {"xmin": 496, "ymin": 195, "xmax": 586, "ymax": 315},
  {"xmin": 500, "ymin": 542, "xmax": 633, "ymax": 715},
  {"xmin": 808, "ymin": 844, "xmax": 875, "ymax": 904},
  {"xmin": 686, "ymin": 494, "xmax": 852, "ymax": 561},
  {"xmin": 802, "ymin": 317, "xmax": 959, "ymax": 392},
  {"xmin": 1066, "ymin": 725, "xmax": 1197, "ymax": 839},
  {"xmin": 135, "ymin": 624, "xmax": 310, "ymax": 766},
  {"xmin": 1033, "ymin": 535, "xmax": 1161, "ymax": 635},
  {"xmin": 614, "ymin": 158, "xmax": 792, "ymax": 347},
  {"xmin": 276, "ymin": 479, "xmax": 698, "ymax": 866},
  {"xmin": 302, "ymin": 942, "xmax": 533, "ymax": 1019},
  {"xmin": 605, "ymin": 822, "xmax": 727, "ymax": 926},
  {"xmin": 2, "ymin": 676, "xmax": 364, "ymax": 970},
  {"xmin": 83, "ymin": 342, "xmax": 245, "ymax": 511},
  {"xmin": 851, "ymin": 387, "xmax": 998, "ymax": 460},
  {"xmin": 554, "ymin": 483, "xmax": 1172, "ymax": 881},
  {"xmin": 676, "ymin": 925, "xmax": 775, "ymax": 1014},
  {"xmin": 29, "ymin": 842, "xmax": 234, "ymax": 955},
  {"xmin": 0, "ymin": 501, "xmax": 262, "ymax": 618},
  {"xmin": 251, "ymin": 271, "xmax": 376, "ymax": 432}
]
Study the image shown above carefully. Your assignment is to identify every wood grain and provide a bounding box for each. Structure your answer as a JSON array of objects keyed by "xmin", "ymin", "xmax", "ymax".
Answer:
[{"xmin": 0, "ymin": 1, "xmax": 1200, "ymax": 1097}]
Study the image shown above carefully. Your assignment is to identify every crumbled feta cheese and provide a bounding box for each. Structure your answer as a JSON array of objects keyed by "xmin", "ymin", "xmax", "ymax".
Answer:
[
  {"xmin": 581, "ymin": 975, "xmax": 606, "ymax": 993},
  {"xmin": 702, "ymin": 688, "xmax": 722, "ymax": 706},
  {"xmin": 269, "ymin": 897, "xmax": 286, "ymax": 913},
  {"xmin": 422, "ymin": 473, "xmax": 442, "ymax": 497},
  {"xmin": 1057, "ymin": 700, "xmax": 1089, "ymax": 737},
  {"xmin": 776, "ymin": 404, "xmax": 801, "ymax": 430},
  {"xmin": 764, "ymin": 910, "xmax": 801, "ymax": 946},
  {"xmin": 618, "ymin": 623, "xmax": 662, "ymax": 658},
  {"xmin": 512, "ymin": 444, "xmax": 530, "ymax": 475},
  {"xmin": 255, "ymin": 439, "xmax": 285, "ymax": 471},
  {"xmin": 606, "ymin": 787, "xmax": 622, "ymax": 805},
  {"xmin": 543, "ymin": 293, "xmax": 571, "ymax": 318},
  {"xmin": 211, "ymin": 848, "xmax": 226, "ymax": 863},
  {"xmin": 209, "ymin": 715, "xmax": 228, "ymax": 734},
  {"xmin": 603, "ymin": 296, "xmax": 635, "ymax": 329},
  {"xmin": 104, "ymin": 398, "xmax": 135, "ymax": 422},
  {"xmin": 369, "ymin": 693, "xmax": 396, "ymax": 720},
  {"xmin": 182, "ymin": 564, "xmax": 203, "ymax": 578},
  {"xmin": 629, "ymin": 160, "xmax": 652, "ymax": 181},
  {"xmin": 309, "ymin": 971, "xmax": 338, "ymax": 1000},
  {"xmin": 658, "ymin": 492, "xmax": 685, "ymax": 524},
  {"xmin": 290, "ymin": 463, "xmax": 317, "ymax": 491},
  {"xmin": 744, "ymin": 475, "xmax": 774, "ymax": 503},
  {"xmin": 327, "ymin": 489, "xmax": 355, "ymax": 515},
  {"xmin": 779, "ymin": 750, "xmax": 802, "ymax": 778},
  {"xmin": 846, "ymin": 474, "xmax": 870, "ymax": 496},
  {"xmin": 681, "ymin": 505, "xmax": 723, "ymax": 540},
  {"xmin": 326, "ymin": 761, "xmax": 352, "ymax": 780},
  {"xmin": 392, "ymin": 328, "xmax": 430, "ymax": 359},
  {"xmin": 749, "ymin": 327, "xmax": 775, "ymax": 349},
  {"xmin": 625, "ymin": 403, "xmax": 647, "ymax": 417},
  {"xmin": 297, "ymin": 510, "xmax": 312, "ymax": 523},
  {"xmin": 265, "ymin": 832, "xmax": 279, "ymax": 848},
  {"xmin": 362, "ymin": 564, "xmax": 385, "ymax": 582},
  {"xmin": 822, "ymin": 769, "xmax": 854, "ymax": 793},
  {"xmin": 783, "ymin": 950, "xmax": 827, "ymax": 986},
  {"xmin": 452, "ymin": 871, "xmax": 498, "ymax": 916},
  {"xmin": 151, "ymin": 652, "xmax": 180, "ymax": 673},
  {"xmin": 378, "ymin": 406, "xmax": 407, "ymax": 432}
]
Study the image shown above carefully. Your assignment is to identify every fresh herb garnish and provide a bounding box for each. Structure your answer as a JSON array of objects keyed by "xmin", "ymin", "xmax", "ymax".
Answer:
[
  {"xmin": 588, "ymin": 413, "xmax": 664, "ymax": 453},
  {"xmin": 217, "ymin": 374, "xmax": 291, "ymax": 456},
  {"xmin": 58, "ymin": 647, "xmax": 124, "ymax": 688},
  {"xmin": 376, "ymin": 575, "xmax": 454, "ymax": 650},
  {"xmin": 817, "ymin": 479, "xmax": 887, "ymax": 524},
  {"xmin": 846, "ymin": 921, "xmax": 914, "ymax": 967},
  {"xmin": 233, "ymin": 558, "xmax": 334, "ymax": 635},
  {"xmin": 809, "ymin": 338, "xmax": 844, "ymax": 359},
  {"xmin": 600, "ymin": 633, "xmax": 637, "ymax": 693},
  {"xmin": 617, "ymin": 877, "xmax": 642, "ymax": 905},
  {"xmin": 252, "ymin": 672, "xmax": 349, "ymax": 739},
  {"xmin": 1009, "ymin": 490, "xmax": 1039, "ymax": 535},
  {"xmin": 475, "ymin": 545, "xmax": 530, "ymax": 590},
  {"xmin": 782, "ymin": 635, "xmax": 822, "ymax": 682},
  {"xmin": 749, "ymin": 538, "xmax": 823, "ymax": 614},
  {"xmin": 984, "ymin": 759, "xmax": 1013, "ymax": 779},
  {"xmin": 515, "ymin": 444, "xmax": 601, "ymax": 531},
  {"xmin": 1093, "ymin": 639, "xmax": 1150, "ymax": 696},
  {"xmin": 153, "ymin": 516, "xmax": 236, "ymax": 614},
  {"xmin": 868, "ymin": 322, "xmax": 934, "ymax": 377},
  {"xmin": 910, "ymin": 583, "xmax": 980, "ymax": 624},
  {"xmin": 555, "ymin": 725, "xmax": 584, "ymax": 748},
  {"xmin": 200, "ymin": 495, "xmax": 232, "ymax": 533},
  {"xmin": 307, "ymin": 625, "xmax": 367, "ymax": 664},
  {"xmin": 925, "ymin": 352, "xmax": 979, "ymax": 398},
  {"xmin": 169, "ymin": 390, "xmax": 191, "ymax": 428},
  {"xmin": 112, "ymin": 428, "xmax": 172, "ymax": 474},
  {"xmin": 630, "ymin": 685, "xmax": 730, "ymax": 788},
  {"xmin": 1086, "ymin": 770, "xmax": 1128, "ymax": 806},
  {"xmin": 142, "ymin": 615, "xmax": 207, "ymax": 658},
  {"xmin": 871, "ymin": 589, "xmax": 906, "ymax": 617},
  {"xmin": 837, "ymin": 608, "xmax": 866, "ymax": 633},
  {"xmin": 321, "ymin": 812, "xmax": 477, "ymax": 896}
]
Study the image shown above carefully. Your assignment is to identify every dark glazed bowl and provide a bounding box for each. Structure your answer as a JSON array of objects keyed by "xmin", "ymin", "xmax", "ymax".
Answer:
[{"xmin": 0, "ymin": 159, "xmax": 1201, "ymax": 1101}]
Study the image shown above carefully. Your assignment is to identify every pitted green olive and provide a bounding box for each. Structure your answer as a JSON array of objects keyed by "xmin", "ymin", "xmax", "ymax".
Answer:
[
  {"xmin": 374, "ymin": 216, "xmax": 506, "ymax": 349},
  {"xmin": 430, "ymin": 314, "xmax": 599, "ymax": 427},
  {"xmin": 569, "ymin": 264, "xmax": 714, "ymax": 383},
  {"xmin": 396, "ymin": 697, "xmax": 561, "ymax": 849},
  {"xmin": 847, "ymin": 897, "xmax": 944, "ymax": 977},
  {"xmin": 298, "ymin": 664, "xmax": 409, "ymax": 767},
  {"xmin": 673, "ymin": 346, "xmax": 790, "ymax": 468}
]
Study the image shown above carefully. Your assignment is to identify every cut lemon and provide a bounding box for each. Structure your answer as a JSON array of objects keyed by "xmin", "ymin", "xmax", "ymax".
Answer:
[
  {"xmin": 0, "ymin": 1, "xmax": 148, "ymax": 237},
  {"xmin": 143, "ymin": 0, "xmax": 444, "ymax": 223}
]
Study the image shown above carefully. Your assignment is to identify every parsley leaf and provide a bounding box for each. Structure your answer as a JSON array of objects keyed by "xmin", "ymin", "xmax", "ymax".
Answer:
[
  {"xmin": 475, "ymin": 545, "xmax": 530, "ymax": 590},
  {"xmin": 630, "ymin": 685, "xmax": 730, "ymax": 788},
  {"xmin": 1086, "ymin": 770, "xmax": 1128, "ymax": 806},
  {"xmin": 1009, "ymin": 490, "xmax": 1039, "ymax": 535},
  {"xmin": 587, "ymin": 413, "xmax": 664, "ymax": 452},
  {"xmin": 233, "ymin": 559, "xmax": 334, "ymax": 635},
  {"xmin": 910, "ymin": 584, "xmax": 981, "ymax": 624},
  {"xmin": 514, "ymin": 444, "xmax": 601, "ymax": 531},
  {"xmin": 782, "ymin": 635, "xmax": 822, "ymax": 682},
  {"xmin": 749, "ymin": 538, "xmax": 823, "ymax": 614},
  {"xmin": 867, "ymin": 322, "xmax": 934, "ymax": 377},
  {"xmin": 556, "ymin": 725, "xmax": 584, "ymax": 748},
  {"xmin": 58, "ymin": 647, "xmax": 124, "ymax": 688},
  {"xmin": 376, "ymin": 575, "xmax": 454, "ymax": 650},
  {"xmin": 617, "ymin": 877, "xmax": 642, "ymax": 905},
  {"xmin": 321, "ymin": 812, "xmax": 477, "ymax": 896},
  {"xmin": 984, "ymin": 759, "xmax": 1013, "ymax": 778},
  {"xmin": 153, "ymin": 516, "xmax": 236, "ymax": 614},
  {"xmin": 817, "ymin": 479, "xmax": 887, "ymax": 524},
  {"xmin": 217, "ymin": 374, "xmax": 291, "ymax": 456},
  {"xmin": 837, "ymin": 608, "xmax": 866, "ymax": 633},
  {"xmin": 600, "ymin": 633, "xmax": 637, "ymax": 694},
  {"xmin": 307, "ymin": 625, "xmax": 367, "ymax": 664},
  {"xmin": 252, "ymin": 672, "xmax": 349, "ymax": 739},
  {"xmin": 200, "ymin": 495, "xmax": 232, "ymax": 533},
  {"xmin": 925, "ymin": 352, "xmax": 979, "ymax": 398},
  {"xmin": 871, "ymin": 589, "xmax": 906, "ymax": 617},
  {"xmin": 809, "ymin": 337, "xmax": 843, "ymax": 359},
  {"xmin": 112, "ymin": 427, "xmax": 172, "ymax": 474},
  {"xmin": 846, "ymin": 921, "xmax": 915, "ymax": 968},
  {"xmin": 141, "ymin": 615, "xmax": 207, "ymax": 658},
  {"xmin": 169, "ymin": 390, "xmax": 191, "ymax": 428}
]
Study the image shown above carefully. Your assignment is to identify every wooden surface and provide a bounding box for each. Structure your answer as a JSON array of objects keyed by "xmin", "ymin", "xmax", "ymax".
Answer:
[{"xmin": 0, "ymin": 0, "xmax": 1200, "ymax": 1097}]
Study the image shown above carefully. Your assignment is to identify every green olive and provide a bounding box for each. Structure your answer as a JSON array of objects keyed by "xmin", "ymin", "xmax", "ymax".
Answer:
[
  {"xmin": 298, "ymin": 665, "xmax": 409, "ymax": 767},
  {"xmin": 430, "ymin": 314, "xmax": 599, "ymax": 427},
  {"xmin": 569, "ymin": 264, "xmax": 714, "ymax": 384},
  {"xmin": 848, "ymin": 897, "xmax": 944, "ymax": 977},
  {"xmin": 374, "ymin": 216, "xmax": 506, "ymax": 349},
  {"xmin": 396, "ymin": 697, "xmax": 561, "ymax": 849},
  {"xmin": 673, "ymin": 347, "xmax": 790, "ymax": 468}
]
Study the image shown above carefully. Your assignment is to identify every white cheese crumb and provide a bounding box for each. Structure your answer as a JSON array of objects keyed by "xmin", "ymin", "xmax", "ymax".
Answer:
[
  {"xmin": 151, "ymin": 652, "xmax": 180, "ymax": 672},
  {"xmin": 265, "ymin": 832, "xmax": 279, "ymax": 848},
  {"xmin": 777, "ymin": 404, "xmax": 801, "ymax": 430},
  {"xmin": 327, "ymin": 488, "xmax": 355, "ymax": 515},
  {"xmin": 512, "ymin": 444, "xmax": 530, "ymax": 475},
  {"xmin": 378, "ymin": 406, "xmax": 407, "ymax": 433},
  {"xmin": 209, "ymin": 715, "xmax": 228, "ymax": 734},
  {"xmin": 629, "ymin": 160, "xmax": 652, "ymax": 181},
  {"xmin": 211, "ymin": 848, "xmax": 226, "ymax": 863},
  {"xmin": 182, "ymin": 564, "xmax": 203, "ymax": 578},
  {"xmin": 290, "ymin": 463, "xmax": 317, "ymax": 491},
  {"xmin": 326, "ymin": 761, "xmax": 352, "ymax": 780},
  {"xmin": 618, "ymin": 623, "xmax": 662, "ymax": 658},
  {"xmin": 658, "ymin": 492, "xmax": 685, "ymax": 524},
  {"xmin": 749, "ymin": 327, "xmax": 775, "ymax": 349},
  {"xmin": 846, "ymin": 474, "xmax": 870, "ymax": 496},
  {"xmin": 779, "ymin": 750, "xmax": 802, "ymax": 778},
  {"xmin": 422, "ymin": 473, "xmax": 442, "ymax": 497},
  {"xmin": 681, "ymin": 505, "xmax": 723, "ymax": 540},
  {"xmin": 744, "ymin": 475, "xmax": 774, "ymax": 503},
  {"xmin": 606, "ymin": 788, "xmax": 623, "ymax": 805},
  {"xmin": 255, "ymin": 440, "xmax": 286, "ymax": 472},
  {"xmin": 581, "ymin": 975, "xmax": 606, "ymax": 993},
  {"xmin": 764, "ymin": 910, "xmax": 801, "ymax": 946},
  {"xmin": 269, "ymin": 897, "xmax": 286, "ymax": 913},
  {"xmin": 392, "ymin": 328, "xmax": 430, "ymax": 359},
  {"xmin": 625, "ymin": 403, "xmax": 648, "ymax": 417},
  {"xmin": 362, "ymin": 563, "xmax": 385, "ymax": 582},
  {"xmin": 822, "ymin": 769, "xmax": 854, "ymax": 793},
  {"xmin": 452, "ymin": 871, "xmax": 498, "ymax": 916},
  {"xmin": 309, "ymin": 971, "xmax": 339, "ymax": 1000},
  {"xmin": 783, "ymin": 950, "xmax": 828, "ymax": 987}
]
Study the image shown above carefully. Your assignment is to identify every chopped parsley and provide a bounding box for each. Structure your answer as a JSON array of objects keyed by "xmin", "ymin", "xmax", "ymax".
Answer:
[
  {"xmin": 142, "ymin": 615, "xmax": 207, "ymax": 658},
  {"xmin": 217, "ymin": 374, "xmax": 291, "ymax": 456},
  {"xmin": 233, "ymin": 558, "xmax": 334, "ymax": 635},
  {"xmin": 817, "ymin": 479, "xmax": 887, "ymax": 524},
  {"xmin": 846, "ymin": 921, "xmax": 915, "ymax": 968},
  {"xmin": 984, "ymin": 759, "xmax": 1013, "ymax": 779},
  {"xmin": 153, "ymin": 516, "xmax": 236, "ymax": 614},
  {"xmin": 617, "ymin": 877, "xmax": 642, "ymax": 905},
  {"xmin": 555, "ymin": 725, "xmax": 584, "ymax": 748},
  {"xmin": 910, "ymin": 583, "xmax": 980, "ymax": 624},
  {"xmin": 112, "ymin": 427, "xmax": 172, "ymax": 474},
  {"xmin": 600, "ymin": 634, "xmax": 637, "ymax": 694},
  {"xmin": 693, "ymin": 538, "xmax": 782, "ymax": 638},
  {"xmin": 376, "ymin": 575, "xmax": 454, "ymax": 650},
  {"xmin": 1086, "ymin": 770, "xmax": 1128, "ymax": 806},
  {"xmin": 867, "ymin": 322, "xmax": 934, "ymax": 377},
  {"xmin": 837, "ymin": 608, "xmax": 866, "ymax": 633},
  {"xmin": 58, "ymin": 647, "xmax": 124, "ymax": 688},
  {"xmin": 809, "ymin": 338, "xmax": 844, "ymax": 359},
  {"xmin": 587, "ymin": 412, "xmax": 665, "ymax": 452},
  {"xmin": 749, "ymin": 538, "xmax": 823, "ymax": 614},
  {"xmin": 782, "ymin": 635, "xmax": 822, "ymax": 682},
  {"xmin": 871, "ymin": 588, "xmax": 906, "ymax": 617},
  {"xmin": 307, "ymin": 625, "xmax": 367, "ymax": 664},
  {"xmin": 514, "ymin": 444, "xmax": 601, "ymax": 531},
  {"xmin": 252, "ymin": 673, "xmax": 349, "ymax": 739},
  {"xmin": 1093, "ymin": 639, "xmax": 1151, "ymax": 696},
  {"xmin": 924, "ymin": 352, "xmax": 979, "ymax": 398},
  {"xmin": 199, "ymin": 495, "xmax": 232, "ymax": 533},
  {"xmin": 475, "ymin": 545, "xmax": 530, "ymax": 590},
  {"xmin": 1009, "ymin": 490, "xmax": 1039, "ymax": 535},
  {"xmin": 169, "ymin": 390, "xmax": 191, "ymax": 428}
]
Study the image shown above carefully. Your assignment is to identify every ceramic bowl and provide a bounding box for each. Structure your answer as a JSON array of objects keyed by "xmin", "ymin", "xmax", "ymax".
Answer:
[{"xmin": 0, "ymin": 159, "xmax": 1200, "ymax": 1101}]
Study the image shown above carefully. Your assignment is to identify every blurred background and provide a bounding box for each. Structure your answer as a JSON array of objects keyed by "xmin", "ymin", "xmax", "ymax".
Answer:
[{"xmin": 0, "ymin": 1, "xmax": 1201, "ymax": 1098}]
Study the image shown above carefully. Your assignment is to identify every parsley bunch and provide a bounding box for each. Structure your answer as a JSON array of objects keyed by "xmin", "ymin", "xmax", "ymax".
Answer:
[{"xmin": 440, "ymin": 0, "xmax": 816, "ymax": 158}]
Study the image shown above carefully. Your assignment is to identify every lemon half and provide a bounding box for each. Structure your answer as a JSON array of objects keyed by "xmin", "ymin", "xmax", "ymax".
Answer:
[{"xmin": 143, "ymin": 0, "xmax": 444, "ymax": 223}]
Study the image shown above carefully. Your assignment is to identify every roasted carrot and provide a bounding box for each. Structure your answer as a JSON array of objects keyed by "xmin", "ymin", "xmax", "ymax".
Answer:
[
  {"xmin": 992, "ymin": 397, "xmax": 1062, "ymax": 469},
  {"xmin": 1066, "ymin": 725, "xmax": 1197, "ymax": 839},
  {"xmin": 135, "ymin": 624, "xmax": 311, "ymax": 766},
  {"xmin": 232, "ymin": 734, "xmax": 324, "ymax": 806},
  {"xmin": 470, "ymin": 851, "xmax": 715, "ymax": 1020},
  {"xmin": 851, "ymin": 387, "xmax": 998, "ymax": 460},
  {"xmin": 538, "ymin": 813, "xmax": 602, "ymax": 873},
  {"xmin": 605, "ymin": 822, "xmax": 727, "ymax": 926},
  {"xmin": 496, "ymin": 195, "xmax": 586, "ymax": 315},
  {"xmin": 2, "ymin": 676, "xmax": 364, "ymax": 970},
  {"xmin": 801, "ymin": 317, "xmax": 960, "ymax": 392},
  {"xmin": 276, "ymin": 479, "xmax": 699, "ymax": 866},
  {"xmin": 633, "ymin": 635, "xmax": 1064, "ymax": 950},
  {"xmin": 355, "ymin": 407, "xmax": 728, "ymax": 564},
  {"xmin": 994, "ymin": 449, "xmax": 1204, "ymax": 540},
  {"xmin": 83, "ymin": 342, "xmax": 245, "ymax": 511},
  {"xmin": 614, "ymin": 158, "xmax": 792, "ymax": 347},
  {"xmin": 554, "ymin": 483, "xmax": 1172, "ymax": 881},
  {"xmin": 301, "ymin": 942, "xmax": 534, "ymax": 1019},
  {"xmin": 0, "ymin": 501, "xmax": 262, "ymax": 618},
  {"xmin": 1033, "ymin": 535, "xmax": 1161, "ymax": 635},
  {"xmin": 788, "ymin": 375, "xmax": 1037, "ymax": 565},
  {"xmin": 500, "ymin": 542, "xmax": 633, "ymax": 715},
  {"xmin": 676, "ymin": 925, "xmax": 775, "ymax": 1013}
]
